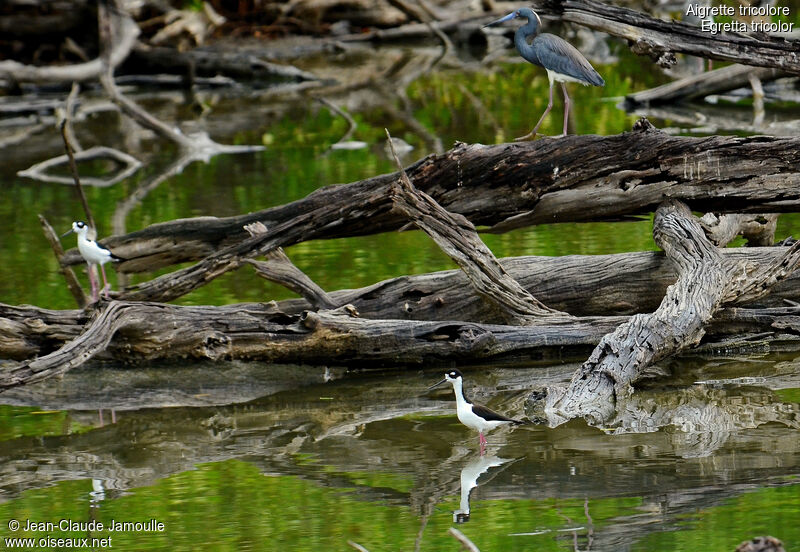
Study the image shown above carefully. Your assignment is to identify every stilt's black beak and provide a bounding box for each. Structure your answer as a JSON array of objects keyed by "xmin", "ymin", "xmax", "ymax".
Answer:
[
  {"xmin": 60, "ymin": 228, "xmax": 74, "ymax": 238},
  {"xmin": 427, "ymin": 378, "xmax": 447, "ymax": 390}
]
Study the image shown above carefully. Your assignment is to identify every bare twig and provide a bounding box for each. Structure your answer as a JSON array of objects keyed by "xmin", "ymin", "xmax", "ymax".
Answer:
[
  {"xmin": 244, "ymin": 222, "xmax": 337, "ymax": 310},
  {"xmin": 38, "ymin": 215, "xmax": 87, "ymax": 308},
  {"xmin": 346, "ymin": 541, "xmax": 370, "ymax": 552},
  {"xmin": 59, "ymin": 118, "xmax": 95, "ymax": 230}
]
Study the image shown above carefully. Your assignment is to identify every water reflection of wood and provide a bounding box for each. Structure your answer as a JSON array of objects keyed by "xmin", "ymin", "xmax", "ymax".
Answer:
[{"xmin": 0, "ymin": 367, "xmax": 797, "ymax": 551}]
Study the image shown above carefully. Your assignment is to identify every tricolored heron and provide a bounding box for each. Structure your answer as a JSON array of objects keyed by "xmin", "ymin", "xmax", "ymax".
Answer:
[
  {"xmin": 484, "ymin": 7, "xmax": 604, "ymax": 140},
  {"xmin": 61, "ymin": 221, "xmax": 125, "ymax": 301}
]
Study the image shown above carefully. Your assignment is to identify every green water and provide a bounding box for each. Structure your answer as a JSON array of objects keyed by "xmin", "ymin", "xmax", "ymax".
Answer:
[{"xmin": 2, "ymin": 33, "xmax": 800, "ymax": 551}]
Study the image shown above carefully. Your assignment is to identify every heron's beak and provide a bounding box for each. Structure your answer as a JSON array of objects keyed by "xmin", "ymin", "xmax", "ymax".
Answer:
[
  {"xmin": 427, "ymin": 378, "xmax": 447, "ymax": 390},
  {"xmin": 483, "ymin": 11, "xmax": 517, "ymax": 28},
  {"xmin": 60, "ymin": 228, "xmax": 74, "ymax": 238}
]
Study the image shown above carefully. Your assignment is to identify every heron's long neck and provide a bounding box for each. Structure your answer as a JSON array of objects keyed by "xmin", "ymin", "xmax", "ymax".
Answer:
[{"xmin": 514, "ymin": 18, "xmax": 541, "ymax": 64}]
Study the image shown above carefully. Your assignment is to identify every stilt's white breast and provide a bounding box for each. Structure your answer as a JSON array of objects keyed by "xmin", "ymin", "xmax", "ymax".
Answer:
[
  {"xmin": 77, "ymin": 236, "xmax": 114, "ymax": 266},
  {"xmin": 451, "ymin": 378, "xmax": 514, "ymax": 434},
  {"xmin": 456, "ymin": 403, "xmax": 510, "ymax": 434}
]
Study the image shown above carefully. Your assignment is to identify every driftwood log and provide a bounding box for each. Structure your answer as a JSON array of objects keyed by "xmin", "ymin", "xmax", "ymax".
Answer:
[
  {"xmin": 0, "ymin": 6, "xmax": 139, "ymax": 85},
  {"xmin": 387, "ymin": 132, "xmax": 562, "ymax": 323},
  {"xmin": 57, "ymin": 125, "xmax": 800, "ymax": 306},
  {"xmin": 271, "ymin": 249, "xmax": 800, "ymax": 320},
  {"xmin": 5, "ymin": 187, "xmax": 800, "ymax": 393},
  {"xmin": 624, "ymin": 64, "xmax": 784, "ymax": 107},
  {"xmin": 534, "ymin": 200, "xmax": 800, "ymax": 426},
  {"xmin": 4, "ymin": 298, "xmax": 800, "ymax": 392}
]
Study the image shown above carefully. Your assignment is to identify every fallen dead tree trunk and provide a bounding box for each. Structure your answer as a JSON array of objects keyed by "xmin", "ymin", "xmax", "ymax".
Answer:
[
  {"xmin": 125, "ymin": 43, "xmax": 320, "ymax": 85},
  {"xmin": 61, "ymin": 124, "xmax": 800, "ymax": 279},
  {"xmin": 535, "ymin": 200, "xmax": 800, "ymax": 427},
  {"xmin": 535, "ymin": 0, "xmax": 800, "ymax": 72},
  {"xmin": 274, "ymin": 248, "xmax": 800, "ymax": 321},
  {"xmin": 624, "ymin": 64, "xmax": 784, "ymax": 107},
  {"xmin": 2, "ymin": 299, "xmax": 800, "ymax": 390},
  {"xmin": 387, "ymin": 134, "xmax": 563, "ymax": 323},
  {"xmin": 0, "ymin": 301, "xmax": 618, "ymax": 389},
  {"xmin": 9, "ymin": 247, "xmax": 800, "ymax": 358}
]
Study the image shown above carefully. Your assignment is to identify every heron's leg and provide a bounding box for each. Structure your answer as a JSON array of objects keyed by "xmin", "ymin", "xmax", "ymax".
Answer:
[
  {"xmin": 99, "ymin": 263, "xmax": 111, "ymax": 298},
  {"xmin": 515, "ymin": 81, "xmax": 555, "ymax": 141},
  {"xmin": 561, "ymin": 82, "xmax": 571, "ymax": 136}
]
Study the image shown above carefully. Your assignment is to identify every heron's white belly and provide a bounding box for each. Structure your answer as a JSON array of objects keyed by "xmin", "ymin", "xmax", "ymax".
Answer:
[{"xmin": 546, "ymin": 69, "xmax": 591, "ymax": 86}]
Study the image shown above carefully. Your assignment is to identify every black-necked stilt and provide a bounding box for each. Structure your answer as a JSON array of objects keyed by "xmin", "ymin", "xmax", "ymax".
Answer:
[
  {"xmin": 61, "ymin": 221, "xmax": 125, "ymax": 301},
  {"xmin": 429, "ymin": 369, "xmax": 525, "ymax": 451}
]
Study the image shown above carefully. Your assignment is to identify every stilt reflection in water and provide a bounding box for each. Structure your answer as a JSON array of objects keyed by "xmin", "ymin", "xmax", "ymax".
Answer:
[{"xmin": 452, "ymin": 453, "xmax": 515, "ymax": 523}]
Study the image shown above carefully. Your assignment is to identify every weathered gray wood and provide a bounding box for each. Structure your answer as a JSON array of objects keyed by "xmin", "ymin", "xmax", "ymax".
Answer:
[
  {"xmin": 624, "ymin": 64, "xmax": 784, "ymax": 107},
  {"xmin": 700, "ymin": 213, "xmax": 778, "ymax": 247},
  {"xmin": 127, "ymin": 43, "xmax": 320, "ymax": 84},
  {"xmin": 388, "ymin": 135, "xmax": 560, "ymax": 322},
  {"xmin": 61, "ymin": 128, "xmax": 800, "ymax": 285},
  {"xmin": 541, "ymin": 200, "xmax": 800, "ymax": 426},
  {"xmin": 0, "ymin": 301, "xmax": 621, "ymax": 390},
  {"xmin": 4, "ymin": 297, "xmax": 800, "ymax": 390},
  {"xmin": 535, "ymin": 0, "xmax": 800, "ymax": 73},
  {"xmin": 247, "ymin": 256, "xmax": 338, "ymax": 310},
  {"xmin": 276, "ymin": 248, "xmax": 800, "ymax": 321},
  {"xmin": 0, "ymin": 302, "xmax": 133, "ymax": 389},
  {"xmin": 243, "ymin": 221, "xmax": 337, "ymax": 310},
  {"xmin": 631, "ymin": 102, "xmax": 800, "ymax": 136}
]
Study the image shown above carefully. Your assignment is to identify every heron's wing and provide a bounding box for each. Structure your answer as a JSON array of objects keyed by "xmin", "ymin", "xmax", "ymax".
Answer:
[
  {"xmin": 534, "ymin": 33, "xmax": 604, "ymax": 86},
  {"xmin": 472, "ymin": 403, "xmax": 523, "ymax": 424}
]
